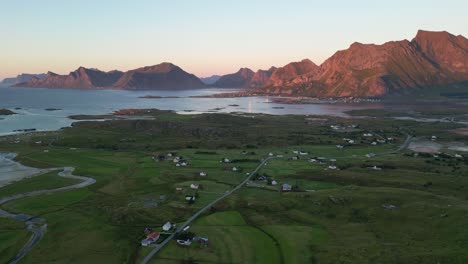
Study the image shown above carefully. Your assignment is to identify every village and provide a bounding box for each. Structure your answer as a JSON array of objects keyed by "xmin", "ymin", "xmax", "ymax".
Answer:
[{"xmin": 140, "ymin": 128, "xmax": 406, "ymax": 250}]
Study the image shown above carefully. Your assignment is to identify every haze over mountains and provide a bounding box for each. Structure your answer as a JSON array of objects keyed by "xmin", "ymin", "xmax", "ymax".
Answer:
[{"xmin": 5, "ymin": 30, "xmax": 467, "ymax": 97}]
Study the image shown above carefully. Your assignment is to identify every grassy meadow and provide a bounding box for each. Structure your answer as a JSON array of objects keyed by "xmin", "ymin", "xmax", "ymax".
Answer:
[{"xmin": 0, "ymin": 109, "xmax": 467, "ymax": 263}]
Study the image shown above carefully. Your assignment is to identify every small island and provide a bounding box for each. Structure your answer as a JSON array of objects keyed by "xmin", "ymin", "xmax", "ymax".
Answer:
[{"xmin": 0, "ymin": 109, "xmax": 16, "ymax": 115}]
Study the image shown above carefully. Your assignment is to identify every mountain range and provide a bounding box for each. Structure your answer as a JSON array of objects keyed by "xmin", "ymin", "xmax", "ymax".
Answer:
[
  {"xmin": 214, "ymin": 30, "xmax": 468, "ymax": 97},
  {"xmin": 4, "ymin": 30, "xmax": 467, "ymax": 97},
  {"xmin": 9, "ymin": 63, "xmax": 205, "ymax": 90},
  {"xmin": 1, "ymin": 73, "xmax": 47, "ymax": 86}
]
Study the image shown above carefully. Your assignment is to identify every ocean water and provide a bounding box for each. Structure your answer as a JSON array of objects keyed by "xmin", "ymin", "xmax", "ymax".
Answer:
[{"xmin": 0, "ymin": 86, "xmax": 382, "ymax": 135}]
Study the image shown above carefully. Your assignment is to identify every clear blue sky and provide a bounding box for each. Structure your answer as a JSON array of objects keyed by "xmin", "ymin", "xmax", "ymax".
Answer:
[{"xmin": 1, "ymin": 0, "xmax": 467, "ymax": 79}]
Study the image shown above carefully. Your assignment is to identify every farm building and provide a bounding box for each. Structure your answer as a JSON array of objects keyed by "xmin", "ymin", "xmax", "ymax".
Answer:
[{"xmin": 141, "ymin": 232, "xmax": 160, "ymax": 246}]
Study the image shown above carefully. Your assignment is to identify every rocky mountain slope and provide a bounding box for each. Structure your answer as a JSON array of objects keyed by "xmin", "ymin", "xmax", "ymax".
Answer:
[{"xmin": 257, "ymin": 30, "xmax": 468, "ymax": 97}]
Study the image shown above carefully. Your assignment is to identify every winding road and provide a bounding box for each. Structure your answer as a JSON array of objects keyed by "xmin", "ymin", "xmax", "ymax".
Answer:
[{"xmin": 0, "ymin": 167, "xmax": 96, "ymax": 264}]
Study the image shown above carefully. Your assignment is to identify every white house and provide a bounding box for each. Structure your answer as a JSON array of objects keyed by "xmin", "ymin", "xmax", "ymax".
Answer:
[
  {"xmin": 299, "ymin": 151, "xmax": 308, "ymax": 155},
  {"xmin": 162, "ymin": 222, "xmax": 172, "ymax": 231},
  {"xmin": 232, "ymin": 167, "xmax": 238, "ymax": 172},
  {"xmin": 199, "ymin": 172, "xmax": 207, "ymax": 177},
  {"xmin": 271, "ymin": 180, "xmax": 278, "ymax": 185},
  {"xmin": 190, "ymin": 184, "xmax": 199, "ymax": 189}
]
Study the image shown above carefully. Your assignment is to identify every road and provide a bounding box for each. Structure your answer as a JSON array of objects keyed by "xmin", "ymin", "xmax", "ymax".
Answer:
[
  {"xmin": 140, "ymin": 156, "xmax": 276, "ymax": 264},
  {"xmin": 0, "ymin": 167, "xmax": 96, "ymax": 264}
]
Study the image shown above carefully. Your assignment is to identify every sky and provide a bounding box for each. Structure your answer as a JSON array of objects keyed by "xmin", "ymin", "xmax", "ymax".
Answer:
[{"xmin": 0, "ymin": 0, "xmax": 467, "ymax": 79}]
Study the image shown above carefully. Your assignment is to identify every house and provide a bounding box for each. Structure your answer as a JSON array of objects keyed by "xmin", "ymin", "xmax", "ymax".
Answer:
[
  {"xmin": 368, "ymin": 165, "xmax": 382, "ymax": 170},
  {"xmin": 176, "ymin": 161, "xmax": 187, "ymax": 167},
  {"xmin": 348, "ymin": 140, "xmax": 355, "ymax": 144},
  {"xmin": 167, "ymin": 153, "xmax": 173, "ymax": 157},
  {"xmin": 271, "ymin": 180, "xmax": 278, "ymax": 185},
  {"xmin": 232, "ymin": 167, "xmax": 238, "ymax": 172},
  {"xmin": 289, "ymin": 156, "xmax": 299, "ymax": 161},
  {"xmin": 327, "ymin": 165, "xmax": 337, "ymax": 170},
  {"xmin": 199, "ymin": 171, "xmax": 207, "ymax": 177},
  {"xmin": 292, "ymin": 150, "xmax": 299, "ymax": 154},
  {"xmin": 222, "ymin": 158, "xmax": 230, "ymax": 163},
  {"xmin": 336, "ymin": 145, "xmax": 344, "ymax": 149},
  {"xmin": 185, "ymin": 195, "xmax": 196, "ymax": 202},
  {"xmin": 366, "ymin": 153, "xmax": 376, "ymax": 158},
  {"xmin": 309, "ymin": 158, "xmax": 317, "ymax": 163},
  {"xmin": 190, "ymin": 184, "xmax": 199, "ymax": 189},
  {"xmin": 176, "ymin": 187, "xmax": 183, "ymax": 191},
  {"xmin": 363, "ymin": 133, "xmax": 373, "ymax": 137},
  {"xmin": 455, "ymin": 154, "xmax": 463, "ymax": 158},
  {"xmin": 371, "ymin": 142, "xmax": 377, "ymax": 146},
  {"xmin": 269, "ymin": 152, "xmax": 274, "ymax": 156},
  {"xmin": 162, "ymin": 222, "xmax": 172, "ymax": 231},
  {"xmin": 330, "ymin": 159, "xmax": 337, "ymax": 162},
  {"xmin": 173, "ymin": 157, "xmax": 180, "ymax": 163},
  {"xmin": 282, "ymin": 183, "xmax": 292, "ymax": 191},
  {"xmin": 141, "ymin": 232, "xmax": 160, "ymax": 246},
  {"xmin": 377, "ymin": 139, "xmax": 386, "ymax": 143},
  {"xmin": 299, "ymin": 151, "xmax": 309, "ymax": 155},
  {"xmin": 431, "ymin": 135, "xmax": 437, "ymax": 141}
]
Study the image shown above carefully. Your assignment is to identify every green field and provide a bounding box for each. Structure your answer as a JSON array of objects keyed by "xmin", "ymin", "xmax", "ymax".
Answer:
[{"xmin": 0, "ymin": 108, "xmax": 467, "ymax": 263}]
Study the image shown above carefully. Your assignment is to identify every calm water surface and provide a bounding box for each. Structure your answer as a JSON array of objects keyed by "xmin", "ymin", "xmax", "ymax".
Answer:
[{"xmin": 0, "ymin": 86, "xmax": 382, "ymax": 135}]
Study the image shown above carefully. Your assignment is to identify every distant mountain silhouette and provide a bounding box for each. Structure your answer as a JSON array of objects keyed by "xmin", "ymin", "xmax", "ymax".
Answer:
[
  {"xmin": 15, "ymin": 63, "xmax": 205, "ymax": 90},
  {"xmin": 2, "ymin": 73, "xmax": 47, "ymax": 86},
  {"xmin": 200, "ymin": 75, "xmax": 221, "ymax": 85},
  {"xmin": 12, "ymin": 30, "xmax": 468, "ymax": 96}
]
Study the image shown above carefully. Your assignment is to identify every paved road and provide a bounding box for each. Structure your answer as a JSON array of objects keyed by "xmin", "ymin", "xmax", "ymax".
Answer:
[
  {"xmin": 0, "ymin": 167, "xmax": 96, "ymax": 264},
  {"xmin": 140, "ymin": 156, "xmax": 276, "ymax": 264},
  {"xmin": 376, "ymin": 133, "xmax": 413, "ymax": 156}
]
